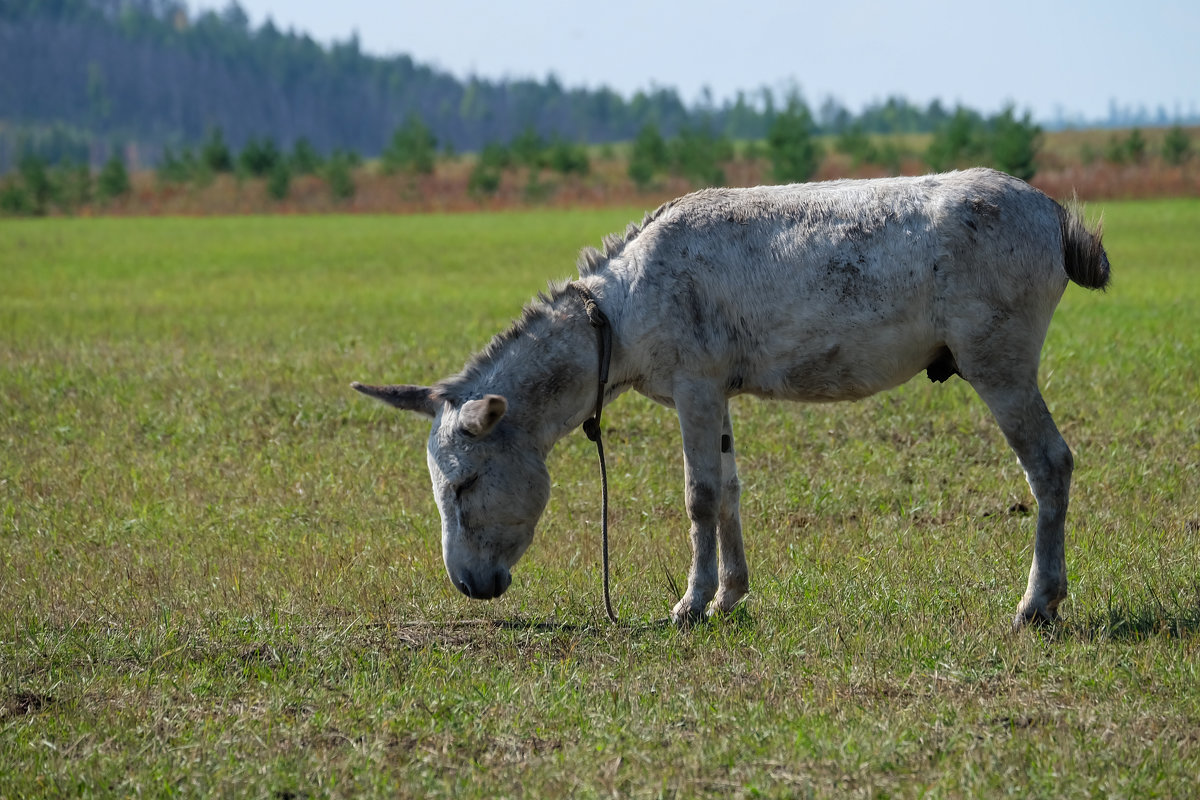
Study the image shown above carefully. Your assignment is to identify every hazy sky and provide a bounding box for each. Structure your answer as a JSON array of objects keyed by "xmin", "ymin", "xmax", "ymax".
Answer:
[{"xmin": 193, "ymin": 0, "xmax": 1199, "ymax": 123}]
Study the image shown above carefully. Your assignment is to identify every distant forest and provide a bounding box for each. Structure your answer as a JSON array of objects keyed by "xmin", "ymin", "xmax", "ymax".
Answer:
[
  {"xmin": 0, "ymin": 0, "xmax": 1188, "ymax": 174},
  {"xmin": 2, "ymin": 0, "xmax": 990, "ymax": 171}
]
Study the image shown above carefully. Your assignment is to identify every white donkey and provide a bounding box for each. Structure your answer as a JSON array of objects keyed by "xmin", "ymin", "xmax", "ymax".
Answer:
[{"xmin": 354, "ymin": 168, "xmax": 1109, "ymax": 628}]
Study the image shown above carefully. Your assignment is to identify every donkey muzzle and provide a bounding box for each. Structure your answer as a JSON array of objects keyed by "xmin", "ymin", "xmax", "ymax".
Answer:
[{"xmin": 452, "ymin": 567, "xmax": 512, "ymax": 600}]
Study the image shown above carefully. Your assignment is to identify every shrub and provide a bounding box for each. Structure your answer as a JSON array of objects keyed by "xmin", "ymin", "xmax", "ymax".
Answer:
[
  {"xmin": 522, "ymin": 169, "xmax": 552, "ymax": 203},
  {"xmin": 468, "ymin": 162, "xmax": 501, "ymax": 197},
  {"xmin": 239, "ymin": 137, "xmax": 282, "ymax": 178},
  {"xmin": 873, "ymin": 140, "xmax": 905, "ymax": 175},
  {"xmin": 1104, "ymin": 134, "xmax": 1127, "ymax": 165},
  {"xmin": 925, "ymin": 108, "xmax": 986, "ymax": 172},
  {"xmin": 671, "ymin": 123, "xmax": 732, "ymax": 187},
  {"xmin": 510, "ymin": 127, "xmax": 547, "ymax": 170},
  {"xmin": 628, "ymin": 123, "xmax": 668, "ymax": 190},
  {"xmin": 767, "ymin": 100, "xmax": 820, "ymax": 183},
  {"xmin": 835, "ymin": 124, "xmax": 877, "ymax": 169},
  {"xmin": 17, "ymin": 152, "xmax": 52, "ymax": 215},
  {"xmin": 1107, "ymin": 129, "xmax": 1147, "ymax": 165},
  {"xmin": 324, "ymin": 152, "xmax": 356, "ymax": 201},
  {"xmin": 266, "ymin": 160, "xmax": 291, "ymax": 200},
  {"xmin": 1125, "ymin": 128, "xmax": 1147, "ymax": 163},
  {"xmin": 381, "ymin": 117, "xmax": 437, "ymax": 175},
  {"xmin": 96, "ymin": 153, "xmax": 131, "ymax": 201},
  {"xmin": 633, "ymin": 123, "xmax": 669, "ymax": 169},
  {"xmin": 52, "ymin": 162, "xmax": 92, "ymax": 211},
  {"xmin": 740, "ymin": 140, "xmax": 765, "ymax": 163},
  {"xmin": 1162, "ymin": 125, "xmax": 1192, "ymax": 166},
  {"xmin": 627, "ymin": 157, "xmax": 655, "ymax": 191},
  {"xmin": 479, "ymin": 142, "xmax": 512, "ymax": 171},
  {"xmin": 201, "ymin": 127, "xmax": 234, "ymax": 173},
  {"xmin": 159, "ymin": 145, "xmax": 199, "ymax": 184},
  {"xmin": 290, "ymin": 138, "xmax": 323, "ymax": 175},
  {"xmin": 548, "ymin": 138, "xmax": 589, "ymax": 176},
  {"xmin": 988, "ymin": 106, "xmax": 1041, "ymax": 181},
  {"xmin": 0, "ymin": 181, "xmax": 33, "ymax": 215}
]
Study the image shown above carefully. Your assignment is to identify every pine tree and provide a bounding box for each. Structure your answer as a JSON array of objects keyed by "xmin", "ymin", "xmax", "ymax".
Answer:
[
  {"xmin": 628, "ymin": 123, "xmax": 668, "ymax": 190},
  {"xmin": 201, "ymin": 128, "xmax": 234, "ymax": 173},
  {"xmin": 290, "ymin": 138, "xmax": 323, "ymax": 175},
  {"xmin": 548, "ymin": 138, "xmax": 589, "ymax": 176},
  {"xmin": 766, "ymin": 100, "xmax": 820, "ymax": 183},
  {"xmin": 834, "ymin": 124, "xmax": 877, "ymax": 169},
  {"xmin": 1161, "ymin": 125, "xmax": 1192, "ymax": 166},
  {"xmin": 239, "ymin": 137, "xmax": 282, "ymax": 177},
  {"xmin": 988, "ymin": 106, "xmax": 1041, "ymax": 181},
  {"xmin": 266, "ymin": 160, "xmax": 291, "ymax": 200},
  {"xmin": 324, "ymin": 151, "xmax": 356, "ymax": 200},
  {"xmin": 925, "ymin": 108, "xmax": 985, "ymax": 172},
  {"xmin": 17, "ymin": 153, "xmax": 52, "ymax": 215},
  {"xmin": 97, "ymin": 153, "xmax": 130, "ymax": 200},
  {"xmin": 381, "ymin": 117, "xmax": 437, "ymax": 175},
  {"xmin": 670, "ymin": 124, "xmax": 731, "ymax": 188},
  {"xmin": 509, "ymin": 127, "xmax": 546, "ymax": 170}
]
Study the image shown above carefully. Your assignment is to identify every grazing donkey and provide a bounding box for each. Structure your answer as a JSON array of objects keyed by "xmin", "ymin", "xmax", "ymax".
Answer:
[{"xmin": 353, "ymin": 168, "xmax": 1110, "ymax": 628}]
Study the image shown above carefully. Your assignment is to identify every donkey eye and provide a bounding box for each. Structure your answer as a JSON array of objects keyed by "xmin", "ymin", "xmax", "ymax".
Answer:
[{"xmin": 454, "ymin": 475, "xmax": 479, "ymax": 499}]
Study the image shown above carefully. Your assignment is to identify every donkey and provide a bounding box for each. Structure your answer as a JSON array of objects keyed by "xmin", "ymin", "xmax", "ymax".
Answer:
[{"xmin": 353, "ymin": 168, "xmax": 1110, "ymax": 628}]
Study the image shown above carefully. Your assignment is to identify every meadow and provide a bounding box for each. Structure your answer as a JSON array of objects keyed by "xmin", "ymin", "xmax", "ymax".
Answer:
[{"xmin": 2, "ymin": 199, "xmax": 1199, "ymax": 797}]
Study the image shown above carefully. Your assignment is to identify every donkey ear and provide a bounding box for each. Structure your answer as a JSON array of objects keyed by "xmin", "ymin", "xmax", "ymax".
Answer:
[
  {"xmin": 351, "ymin": 382, "xmax": 440, "ymax": 418},
  {"xmin": 459, "ymin": 394, "xmax": 507, "ymax": 438}
]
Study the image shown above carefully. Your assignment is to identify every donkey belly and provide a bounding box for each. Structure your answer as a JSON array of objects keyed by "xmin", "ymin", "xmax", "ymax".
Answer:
[
  {"xmin": 735, "ymin": 292, "xmax": 941, "ymax": 403},
  {"xmin": 743, "ymin": 329, "xmax": 936, "ymax": 402}
]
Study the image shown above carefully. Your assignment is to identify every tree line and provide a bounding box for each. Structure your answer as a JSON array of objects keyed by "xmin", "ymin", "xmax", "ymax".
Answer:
[
  {"xmin": 5, "ymin": 0, "xmax": 1057, "ymax": 173},
  {"xmin": 4, "ymin": 106, "xmax": 1195, "ymax": 216},
  {"xmin": 4, "ymin": 0, "xmax": 1195, "ymax": 215}
]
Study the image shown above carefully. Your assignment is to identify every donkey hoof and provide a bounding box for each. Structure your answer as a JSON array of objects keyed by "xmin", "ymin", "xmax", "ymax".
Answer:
[
  {"xmin": 671, "ymin": 600, "xmax": 708, "ymax": 628},
  {"xmin": 1012, "ymin": 606, "xmax": 1060, "ymax": 632},
  {"xmin": 707, "ymin": 591, "xmax": 750, "ymax": 617}
]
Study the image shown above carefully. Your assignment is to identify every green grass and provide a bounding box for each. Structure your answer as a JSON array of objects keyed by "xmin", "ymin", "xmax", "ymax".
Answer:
[{"xmin": 3, "ymin": 201, "xmax": 1200, "ymax": 798}]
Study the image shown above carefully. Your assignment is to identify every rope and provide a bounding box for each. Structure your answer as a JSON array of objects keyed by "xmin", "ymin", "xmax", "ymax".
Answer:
[
  {"xmin": 585, "ymin": 419, "xmax": 615, "ymax": 623},
  {"xmin": 573, "ymin": 283, "xmax": 618, "ymax": 624}
]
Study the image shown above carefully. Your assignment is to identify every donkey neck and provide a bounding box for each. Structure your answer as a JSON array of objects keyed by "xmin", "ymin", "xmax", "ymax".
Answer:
[
  {"xmin": 440, "ymin": 286, "xmax": 605, "ymax": 457},
  {"xmin": 506, "ymin": 295, "xmax": 605, "ymax": 455}
]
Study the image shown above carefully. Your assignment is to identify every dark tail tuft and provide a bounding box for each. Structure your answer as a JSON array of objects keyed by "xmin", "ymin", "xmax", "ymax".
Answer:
[{"xmin": 1059, "ymin": 200, "xmax": 1111, "ymax": 290}]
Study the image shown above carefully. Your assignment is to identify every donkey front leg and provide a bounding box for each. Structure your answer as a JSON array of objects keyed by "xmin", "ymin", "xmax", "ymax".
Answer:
[
  {"xmin": 710, "ymin": 403, "xmax": 749, "ymax": 615},
  {"xmin": 671, "ymin": 382, "xmax": 726, "ymax": 625}
]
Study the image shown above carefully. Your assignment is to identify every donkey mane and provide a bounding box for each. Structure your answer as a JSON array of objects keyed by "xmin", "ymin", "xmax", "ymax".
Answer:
[
  {"xmin": 434, "ymin": 285, "xmax": 567, "ymax": 404},
  {"xmin": 435, "ymin": 200, "xmax": 677, "ymax": 404},
  {"xmin": 576, "ymin": 199, "xmax": 677, "ymax": 276}
]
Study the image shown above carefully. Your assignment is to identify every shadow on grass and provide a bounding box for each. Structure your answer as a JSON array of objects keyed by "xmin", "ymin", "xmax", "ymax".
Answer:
[
  {"xmin": 383, "ymin": 608, "xmax": 767, "ymax": 645},
  {"xmin": 381, "ymin": 615, "xmax": 675, "ymax": 645},
  {"xmin": 434, "ymin": 616, "xmax": 673, "ymax": 633}
]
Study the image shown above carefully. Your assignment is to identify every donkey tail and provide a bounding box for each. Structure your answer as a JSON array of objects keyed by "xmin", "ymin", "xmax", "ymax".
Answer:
[{"xmin": 1059, "ymin": 201, "xmax": 1111, "ymax": 290}]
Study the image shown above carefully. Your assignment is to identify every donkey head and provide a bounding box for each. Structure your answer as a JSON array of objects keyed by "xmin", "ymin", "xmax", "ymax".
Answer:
[{"xmin": 352, "ymin": 382, "xmax": 551, "ymax": 600}]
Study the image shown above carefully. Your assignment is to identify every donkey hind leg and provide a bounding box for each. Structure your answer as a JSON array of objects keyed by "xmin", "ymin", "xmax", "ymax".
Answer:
[
  {"xmin": 710, "ymin": 404, "xmax": 749, "ymax": 614},
  {"xmin": 670, "ymin": 381, "xmax": 727, "ymax": 625},
  {"xmin": 969, "ymin": 376, "xmax": 1073, "ymax": 629}
]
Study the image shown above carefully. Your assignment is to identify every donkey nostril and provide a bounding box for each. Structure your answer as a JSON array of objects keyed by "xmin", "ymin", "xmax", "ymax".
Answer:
[
  {"xmin": 454, "ymin": 574, "xmax": 475, "ymax": 598},
  {"xmin": 493, "ymin": 570, "xmax": 512, "ymax": 598}
]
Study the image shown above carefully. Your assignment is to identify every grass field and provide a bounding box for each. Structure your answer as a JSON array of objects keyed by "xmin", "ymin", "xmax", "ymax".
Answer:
[{"xmin": 2, "ymin": 200, "xmax": 1199, "ymax": 797}]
